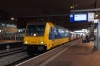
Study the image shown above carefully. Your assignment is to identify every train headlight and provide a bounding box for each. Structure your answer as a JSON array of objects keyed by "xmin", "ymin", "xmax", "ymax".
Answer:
[
  {"xmin": 40, "ymin": 42, "xmax": 43, "ymax": 44},
  {"xmin": 25, "ymin": 41, "xmax": 28, "ymax": 44},
  {"xmin": 34, "ymin": 34, "xmax": 36, "ymax": 36}
]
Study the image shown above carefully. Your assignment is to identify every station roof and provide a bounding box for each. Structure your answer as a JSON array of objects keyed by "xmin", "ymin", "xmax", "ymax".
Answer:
[{"xmin": 0, "ymin": 0, "xmax": 99, "ymax": 31}]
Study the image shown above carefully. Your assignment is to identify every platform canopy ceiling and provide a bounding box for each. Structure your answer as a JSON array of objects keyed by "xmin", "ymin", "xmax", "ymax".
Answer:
[{"xmin": 0, "ymin": 0, "xmax": 99, "ymax": 31}]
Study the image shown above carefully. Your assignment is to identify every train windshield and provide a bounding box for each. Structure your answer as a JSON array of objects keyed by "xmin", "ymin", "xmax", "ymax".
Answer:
[{"xmin": 25, "ymin": 25, "xmax": 45, "ymax": 36}]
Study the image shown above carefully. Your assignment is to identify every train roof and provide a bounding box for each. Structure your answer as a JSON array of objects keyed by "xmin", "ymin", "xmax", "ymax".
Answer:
[
  {"xmin": 54, "ymin": 25, "xmax": 69, "ymax": 31},
  {"xmin": 27, "ymin": 22, "xmax": 47, "ymax": 25},
  {"xmin": 27, "ymin": 22, "xmax": 54, "ymax": 25},
  {"xmin": 27, "ymin": 22, "xmax": 69, "ymax": 31}
]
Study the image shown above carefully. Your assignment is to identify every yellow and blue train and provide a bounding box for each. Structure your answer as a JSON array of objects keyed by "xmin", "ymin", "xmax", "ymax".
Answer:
[{"xmin": 23, "ymin": 22, "xmax": 70, "ymax": 55}]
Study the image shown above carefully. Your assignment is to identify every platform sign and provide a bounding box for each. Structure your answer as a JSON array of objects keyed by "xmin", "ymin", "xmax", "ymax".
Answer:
[
  {"xmin": 70, "ymin": 14, "xmax": 74, "ymax": 22},
  {"xmin": 88, "ymin": 13, "xmax": 94, "ymax": 22},
  {"xmin": 74, "ymin": 14, "xmax": 88, "ymax": 22},
  {"xmin": 70, "ymin": 13, "xmax": 88, "ymax": 22},
  {"xmin": 70, "ymin": 13, "xmax": 94, "ymax": 22}
]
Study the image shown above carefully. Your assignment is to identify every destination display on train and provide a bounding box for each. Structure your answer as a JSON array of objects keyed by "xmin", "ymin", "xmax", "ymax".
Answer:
[{"xmin": 70, "ymin": 13, "xmax": 94, "ymax": 22}]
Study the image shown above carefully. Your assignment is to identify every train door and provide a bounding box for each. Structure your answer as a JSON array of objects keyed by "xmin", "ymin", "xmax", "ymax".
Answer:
[
  {"xmin": 49, "ymin": 27, "xmax": 54, "ymax": 40},
  {"xmin": 51, "ymin": 27, "xmax": 55, "ymax": 47},
  {"xmin": 51, "ymin": 27, "xmax": 55, "ymax": 41},
  {"xmin": 48, "ymin": 27, "xmax": 55, "ymax": 49}
]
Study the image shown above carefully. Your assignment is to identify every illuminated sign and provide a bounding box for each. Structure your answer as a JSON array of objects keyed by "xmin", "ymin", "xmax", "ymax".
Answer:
[
  {"xmin": 70, "ymin": 13, "xmax": 94, "ymax": 22},
  {"xmin": 70, "ymin": 13, "xmax": 88, "ymax": 22}
]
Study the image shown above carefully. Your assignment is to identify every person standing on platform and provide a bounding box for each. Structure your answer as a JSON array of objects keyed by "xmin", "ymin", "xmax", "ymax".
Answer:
[
  {"xmin": 85, "ymin": 34, "xmax": 89, "ymax": 42},
  {"xmin": 82, "ymin": 34, "xmax": 86, "ymax": 43}
]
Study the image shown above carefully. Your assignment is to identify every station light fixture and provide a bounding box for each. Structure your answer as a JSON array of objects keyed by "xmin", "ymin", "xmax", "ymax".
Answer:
[
  {"xmin": 70, "ymin": 6, "xmax": 74, "ymax": 9},
  {"xmin": 11, "ymin": 17, "xmax": 14, "ymax": 20},
  {"xmin": 95, "ymin": 14, "xmax": 98, "ymax": 18},
  {"xmin": 18, "ymin": 29, "xmax": 21, "ymax": 32},
  {"xmin": 70, "ymin": 4, "xmax": 77, "ymax": 9}
]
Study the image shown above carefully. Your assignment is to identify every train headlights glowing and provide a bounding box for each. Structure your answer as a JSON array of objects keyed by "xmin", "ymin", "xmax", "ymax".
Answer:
[
  {"xmin": 40, "ymin": 42, "xmax": 43, "ymax": 44},
  {"xmin": 25, "ymin": 41, "xmax": 28, "ymax": 44},
  {"xmin": 34, "ymin": 34, "xmax": 36, "ymax": 36}
]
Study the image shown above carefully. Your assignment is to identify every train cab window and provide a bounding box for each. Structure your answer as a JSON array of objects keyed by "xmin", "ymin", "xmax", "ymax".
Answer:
[{"xmin": 26, "ymin": 25, "xmax": 45, "ymax": 36}]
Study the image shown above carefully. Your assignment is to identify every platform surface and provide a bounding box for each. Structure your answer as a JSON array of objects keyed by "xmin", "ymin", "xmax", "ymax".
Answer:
[{"xmin": 16, "ymin": 39, "xmax": 100, "ymax": 66}]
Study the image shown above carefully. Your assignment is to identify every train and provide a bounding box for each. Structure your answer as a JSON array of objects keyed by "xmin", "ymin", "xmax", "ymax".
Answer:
[
  {"xmin": 23, "ymin": 22, "xmax": 81, "ymax": 55},
  {"xmin": 70, "ymin": 32, "xmax": 81, "ymax": 41}
]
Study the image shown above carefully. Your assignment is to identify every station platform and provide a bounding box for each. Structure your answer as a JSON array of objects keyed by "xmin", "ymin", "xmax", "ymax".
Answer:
[
  {"xmin": 0, "ymin": 40, "xmax": 22, "ymax": 44},
  {"xmin": 15, "ymin": 38, "xmax": 100, "ymax": 66},
  {"xmin": 0, "ymin": 40, "xmax": 23, "ymax": 50}
]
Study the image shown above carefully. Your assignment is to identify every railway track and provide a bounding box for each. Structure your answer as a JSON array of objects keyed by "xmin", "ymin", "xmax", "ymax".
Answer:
[
  {"xmin": 0, "ymin": 47, "xmax": 28, "ymax": 66},
  {"xmin": 0, "ymin": 48, "xmax": 22, "ymax": 57}
]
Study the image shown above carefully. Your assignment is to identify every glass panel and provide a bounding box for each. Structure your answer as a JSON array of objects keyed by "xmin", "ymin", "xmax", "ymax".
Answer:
[{"xmin": 26, "ymin": 25, "xmax": 45, "ymax": 36}]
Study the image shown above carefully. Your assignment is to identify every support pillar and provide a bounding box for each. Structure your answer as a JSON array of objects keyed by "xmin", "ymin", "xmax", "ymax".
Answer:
[{"xmin": 97, "ymin": 22, "xmax": 100, "ymax": 50}]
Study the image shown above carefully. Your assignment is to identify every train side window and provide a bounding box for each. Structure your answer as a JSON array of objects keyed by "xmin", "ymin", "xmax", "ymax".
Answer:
[
  {"xmin": 65, "ymin": 30, "xmax": 69, "ymax": 37},
  {"xmin": 55, "ymin": 27, "xmax": 60, "ymax": 38},
  {"xmin": 59, "ymin": 29, "xmax": 64, "ymax": 38},
  {"xmin": 54, "ymin": 27, "xmax": 57, "ymax": 39}
]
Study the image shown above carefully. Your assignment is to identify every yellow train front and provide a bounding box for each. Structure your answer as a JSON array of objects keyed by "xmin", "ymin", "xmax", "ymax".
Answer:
[{"xmin": 23, "ymin": 22, "xmax": 70, "ymax": 55}]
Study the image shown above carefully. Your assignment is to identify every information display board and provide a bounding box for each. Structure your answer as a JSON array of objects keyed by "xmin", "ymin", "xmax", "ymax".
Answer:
[
  {"xmin": 70, "ymin": 13, "xmax": 94, "ymax": 22},
  {"xmin": 70, "ymin": 13, "xmax": 88, "ymax": 22}
]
